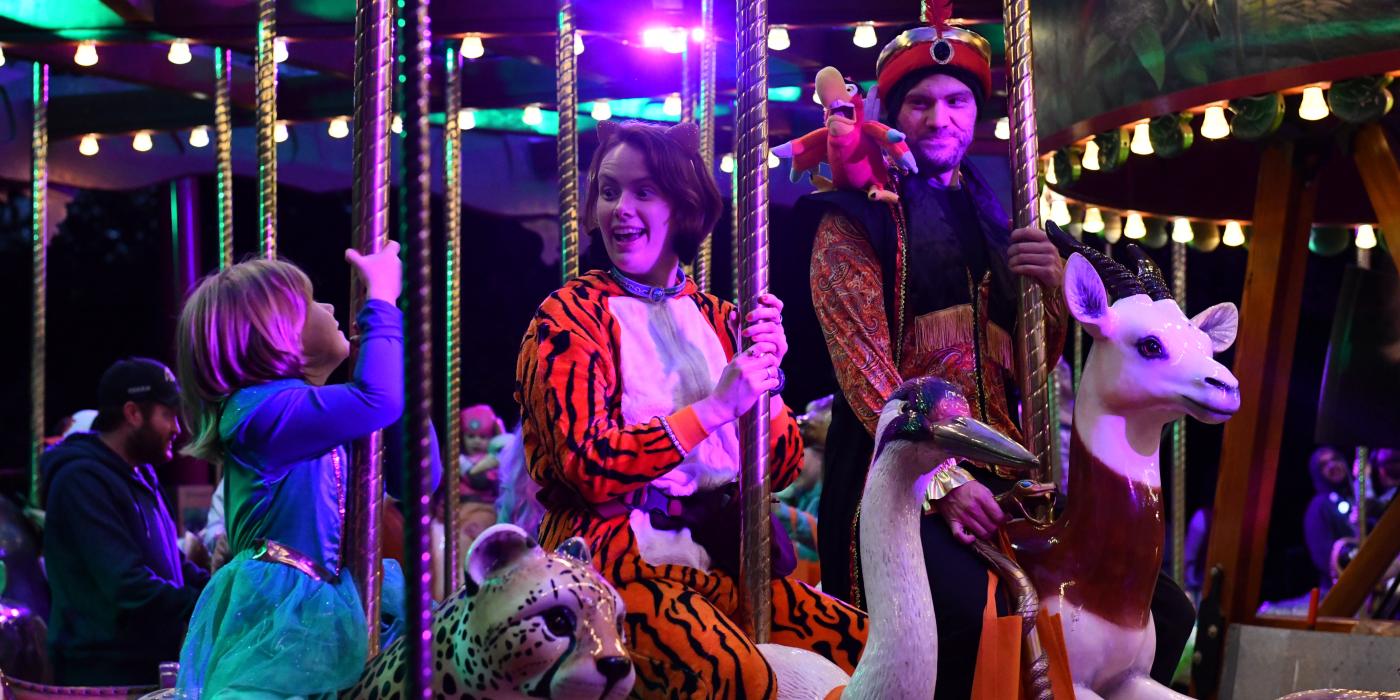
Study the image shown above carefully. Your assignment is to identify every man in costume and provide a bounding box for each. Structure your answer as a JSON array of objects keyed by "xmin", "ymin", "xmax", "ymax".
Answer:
[{"xmin": 798, "ymin": 9, "xmax": 1068, "ymax": 698}]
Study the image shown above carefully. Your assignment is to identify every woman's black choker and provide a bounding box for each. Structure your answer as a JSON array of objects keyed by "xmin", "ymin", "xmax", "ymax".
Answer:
[{"xmin": 609, "ymin": 266, "xmax": 687, "ymax": 302}]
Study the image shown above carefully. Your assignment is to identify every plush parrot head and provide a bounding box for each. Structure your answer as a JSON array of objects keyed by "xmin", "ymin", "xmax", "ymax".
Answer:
[{"xmin": 816, "ymin": 66, "xmax": 865, "ymax": 129}]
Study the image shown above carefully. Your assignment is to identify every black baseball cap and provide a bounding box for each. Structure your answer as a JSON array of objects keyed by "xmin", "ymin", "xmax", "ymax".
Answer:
[{"xmin": 97, "ymin": 358, "xmax": 181, "ymax": 410}]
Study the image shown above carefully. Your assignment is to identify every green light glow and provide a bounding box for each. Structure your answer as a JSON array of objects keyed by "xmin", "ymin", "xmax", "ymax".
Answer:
[
  {"xmin": 768, "ymin": 86, "xmax": 802, "ymax": 102},
  {"xmin": 0, "ymin": 1, "xmax": 122, "ymax": 32}
]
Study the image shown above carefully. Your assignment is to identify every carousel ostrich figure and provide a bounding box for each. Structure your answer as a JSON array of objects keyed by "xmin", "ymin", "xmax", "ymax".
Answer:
[{"xmin": 1007, "ymin": 240, "xmax": 1242, "ymax": 700}]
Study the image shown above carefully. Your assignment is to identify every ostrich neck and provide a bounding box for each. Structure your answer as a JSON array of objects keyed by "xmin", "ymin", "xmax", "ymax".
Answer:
[{"xmin": 844, "ymin": 440, "xmax": 938, "ymax": 699}]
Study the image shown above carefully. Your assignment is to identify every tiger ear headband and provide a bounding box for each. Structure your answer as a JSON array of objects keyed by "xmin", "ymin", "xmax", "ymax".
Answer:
[{"xmin": 595, "ymin": 120, "xmax": 700, "ymax": 152}]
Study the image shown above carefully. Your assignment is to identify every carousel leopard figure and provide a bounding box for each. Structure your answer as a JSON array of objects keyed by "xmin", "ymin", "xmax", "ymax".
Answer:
[{"xmin": 341, "ymin": 524, "xmax": 634, "ymax": 700}]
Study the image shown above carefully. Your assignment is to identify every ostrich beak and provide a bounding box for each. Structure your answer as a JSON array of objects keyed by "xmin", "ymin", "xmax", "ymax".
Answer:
[{"xmin": 929, "ymin": 416, "xmax": 1038, "ymax": 470}]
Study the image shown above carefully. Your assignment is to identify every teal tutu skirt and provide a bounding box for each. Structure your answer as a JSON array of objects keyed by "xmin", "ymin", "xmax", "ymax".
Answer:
[{"xmin": 176, "ymin": 550, "xmax": 404, "ymax": 699}]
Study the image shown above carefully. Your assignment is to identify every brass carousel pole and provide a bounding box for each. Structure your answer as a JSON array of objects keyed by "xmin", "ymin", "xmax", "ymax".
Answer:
[
  {"xmin": 29, "ymin": 63, "xmax": 49, "ymax": 508},
  {"xmin": 557, "ymin": 0, "xmax": 579, "ymax": 283},
  {"xmin": 256, "ymin": 0, "xmax": 278, "ymax": 258},
  {"xmin": 693, "ymin": 0, "xmax": 717, "ymax": 293},
  {"xmin": 735, "ymin": 0, "xmax": 772, "ymax": 641},
  {"xmin": 215, "ymin": 48, "xmax": 234, "ymax": 269},
  {"xmin": 1171, "ymin": 239, "xmax": 1188, "ymax": 583},
  {"xmin": 345, "ymin": 0, "xmax": 394, "ymax": 655},
  {"xmin": 401, "ymin": 0, "xmax": 435, "ymax": 695},
  {"xmin": 681, "ymin": 45, "xmax": 695, "ymax": 125},
  {"xmin": 1003, "ymin": 0, "xmax": 1052, "ymax": 476},
  {"xmin": 440, "ymin": 44, "xmax": 464, "ymax": 595}
]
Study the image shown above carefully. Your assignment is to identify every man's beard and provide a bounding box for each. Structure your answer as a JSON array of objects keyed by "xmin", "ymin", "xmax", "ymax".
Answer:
[
  {"xmin": 913, "ymin": 131, "xmax": 971, "ymax": 177},
  {"xmin": 130, "ymin": 424, "xmax": 172, "ymax": 465}
]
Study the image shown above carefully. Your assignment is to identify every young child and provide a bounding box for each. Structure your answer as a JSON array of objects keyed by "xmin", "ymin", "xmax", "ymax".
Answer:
[{"xmin": 174, "ymin": 242, "xmax": 429, "ymax": 698}]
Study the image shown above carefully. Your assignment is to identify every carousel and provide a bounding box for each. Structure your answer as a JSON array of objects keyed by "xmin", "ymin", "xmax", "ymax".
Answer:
[{"xmin": 0, "ymin": 0, "xmax": 1396, "ymax": 698}]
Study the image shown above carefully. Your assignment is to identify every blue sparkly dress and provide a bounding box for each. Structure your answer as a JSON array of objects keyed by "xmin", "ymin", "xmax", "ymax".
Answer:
[{"xmin": 177, "ymin": 300, "xmax": 429, "ymax": 699}]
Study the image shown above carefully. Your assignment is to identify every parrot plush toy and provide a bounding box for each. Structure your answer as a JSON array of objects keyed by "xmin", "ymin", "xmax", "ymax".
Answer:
[{"xmin": 773, "ymin": 66, "xmax": 917, "ymax": 203}]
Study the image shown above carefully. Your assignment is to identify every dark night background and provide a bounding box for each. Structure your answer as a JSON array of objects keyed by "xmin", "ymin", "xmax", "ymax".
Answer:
[{"xmin": 0, "ymin": 168, "xmax": 1363, "ymax": 606}]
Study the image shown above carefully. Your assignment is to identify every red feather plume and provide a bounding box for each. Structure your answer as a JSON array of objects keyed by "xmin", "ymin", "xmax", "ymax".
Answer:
[{"xmin": 922, "ymin": 0, "xmax": 953, "ymax": 31}]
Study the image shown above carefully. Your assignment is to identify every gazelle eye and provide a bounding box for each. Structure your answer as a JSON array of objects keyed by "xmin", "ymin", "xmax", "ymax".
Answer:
[{"xmin": 1136, "ymin": 336, "xmax": 1166, "ymax": 360}]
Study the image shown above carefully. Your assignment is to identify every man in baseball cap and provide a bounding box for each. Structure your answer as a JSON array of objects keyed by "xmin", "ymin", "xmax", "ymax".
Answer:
[{"xmin": 41, "ymin": 358, "xmax": 209, "ymax": 685}]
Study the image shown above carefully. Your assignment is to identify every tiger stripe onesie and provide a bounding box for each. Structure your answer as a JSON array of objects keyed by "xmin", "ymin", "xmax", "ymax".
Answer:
[{"xmin": 517, "ymin": 270, "xmax": 868, "ymax": 698}]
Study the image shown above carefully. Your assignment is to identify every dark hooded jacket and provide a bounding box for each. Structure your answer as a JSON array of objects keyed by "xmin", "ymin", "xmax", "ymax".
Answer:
[{"xmin": 41, "ymin": 433, "xmax": 209, "ymax": 686}]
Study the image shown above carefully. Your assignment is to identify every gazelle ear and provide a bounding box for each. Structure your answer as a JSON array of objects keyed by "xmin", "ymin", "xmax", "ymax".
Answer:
[
  {"xmin": 1064, "ymin": 253, "xmax": 1114, "ymax": 338},
  {"xmin": 1190, "ymin": 302, "xmax": 1239, "ymax": 353}
]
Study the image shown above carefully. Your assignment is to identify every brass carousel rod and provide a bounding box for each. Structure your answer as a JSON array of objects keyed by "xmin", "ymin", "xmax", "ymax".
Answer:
[
  {"xmin": 30, "ymin": 62, "xmax": 49, "ymax": 508},
  {"xmin": 694, "ymin": 0, "xmax": 717, "ymax": 293},
  {"xmin": 557, "ymin": 0, "xmax": 579, "ymax": 284},
  {"xmin": 214, "ymin": 48, "xmax": 234, "ymax": 270},
  {"xmin": 1171, "ymin": 240, "xmax": 1188, "ymax": 584},
  {"xmin": 441, "ymin": 44, "xmax": 465, "ymax": 594},
  {"xmin": 256, "ymin": 0, "xmax": 278, "ymax": 258}
]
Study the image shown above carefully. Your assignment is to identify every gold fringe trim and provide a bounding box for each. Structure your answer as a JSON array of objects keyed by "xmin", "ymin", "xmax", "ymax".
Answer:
[{"xmin": 911, "ymin": 304, "xmax": 1013, "ymax": 370}]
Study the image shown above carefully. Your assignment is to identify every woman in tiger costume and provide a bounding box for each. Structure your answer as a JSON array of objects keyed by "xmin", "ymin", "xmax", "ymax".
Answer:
[{"xmin": 516, "ymin": 120, "xmax": 868, "ymax": 698}]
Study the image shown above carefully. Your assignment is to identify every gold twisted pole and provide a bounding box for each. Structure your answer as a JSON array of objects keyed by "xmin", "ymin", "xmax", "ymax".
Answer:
[
  {"xmin": 972, "ymin": 540, "xmax": 1053, "ymax": 700},
  {"xmin": 557, "ymin": 0, "xmax": 579, "ymax": 283},
  {"xmin": 681, "ymin": 45, "xmax": 695, "ymax": 124},
  {"xmin": 346, "ymin": 0, "xmax": 394, "ymax": 656},
  {"xmin": 1070, "ymin": 225, "xmax": 1083, "ymax": 390},
  {"xmin": 736, "ymin": 0, "xmax": 773, "ymax": 642},
  {"xmin": 401, "ymin": 0, "xmax": 434, "ymax": 695},
  {"xmin": 441, "ymin": 44, "xmax": 464, "ymax": 594},
  {"xmin": 29, "ymin": 63, "xmax": 48, "ymax": 508},
  {"xmin": 1171, "ymin": 240, "xmax": 1188, "ymax": 584},
  {"xmin": 256, "ymin": 0, "xmax": 278, "ymax": 258},
  {"xmin": 1003, "ymin": 0, "xmax": 1051, "ymax": 479},
  {"xmin": 214, "ymin": 48, "xmax": 234, "ymax": 270},
  {"xmin": 694, "ymin": 0, "xmax": 717, "ymax": 293}
]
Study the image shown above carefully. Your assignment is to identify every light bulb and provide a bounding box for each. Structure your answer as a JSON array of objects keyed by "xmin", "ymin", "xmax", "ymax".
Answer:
[
  {"xmin": 691, "ymin": 28, "xmax": 706, "ymax": 43},
  {"xmin": 273, "ymin": 37, "xmax": 288, "ymax": 63},
  {"xmin": 1124, "ymin": 212, "xmax": 1147, "ymax": 239},
  {"xmin": 1083, "ymin": 207, "xmax": 1105, "ymax": 234},
  {"xmin": 1172, "ymin": 217, "xmax": 1194, "ymax": 243},
  {"xmin": 662, "ymin": 29, "xmax": 687, "ymax": 54},
  {"xmin": 327, "ymin": 116, "xmax": 349, "ymax": 139},
  {"xmin": 523, "ymin": 105, "xmax": 543, "ymax": 126},
  {"xmin": 1356, "ymin": 224, "xmax": 1378, "ymax": 249},
  {"xmin": 720, "ymin": 153, "xmax": 734, "ymax": 173},
  {"xmin": 461, "ymin": 36, "xmax": 485, "ymax": 60},
  {"xmin": 459, "ymin": 109, "xmax": 476, "ymax": 131},
  {"xmin": 132, "ymin": 131, "xmax": 153, "ymax": 152},
  {"xmin": 1130, "ymin": 122, "xmax": 1152, "ymax": 155},
  {"xmin": 274, "ymin": 121, "xmax": 289, "ymax": 142},
  {"xmin": 767, "ymin": 27, "xmax": 791, "ymax": 51},
  {"xmin": 852, "ymin": 23, "xmax": 878, "ymax": 49},
  {"xmin": 1039, "ymin": 191, "xmax": 1053, "ymax": 225},
  {"xmin": 1104, "ymin": 214, "xmax": 1123, "ymax": 243},
  {"xmin": 391, "ymin": 114, "xmax": 403, "ymax": 133},
  {"xmin": 994, "ymin": 117, "xmax": 1010, "ymax": 141},
  {"xmin": 1045, "ymin": 159, "xmax": 1058, "ymax": 185},
  {"xmin": 768, "ymin": 151, "xmax": 780, "ymax": 169},
  {"xmin": 1051, "ymin": 198, "xmax": 1072, "ymax": 227},
  {"xmin": 0, "ymin": 45, "xmax": 6, "ymax": 68},
  {"xmin": 590, "ymin": 100, "xmax": 612, "ymax": 121},
  {"xmin": 75, "ymin": 41, "xmax": 99, "ymax": 67},
  {"xmin": 79, "ymin": 134, "xmax": 100, "ymax": 156},
  {"xmin": 168, "ymin": 39, "xmax": 192, "ymax": 65},
  {"xmin": 663, "ymin": 94, "xmax": 682, "ymax": 117},
  {"xmin": 1200, "ymin": 105, "xmax": 1229, "ymax": 139},
  {"xmin": 189, "ymin": 126, "xmax": 210, "ymax": 148},
  {"xmin": 1082, "ymin": 138, "xmax": 1101, "ymax": 171},
  {"xmin": 1222, "ymin": 221, "xmax": 1245, "ymax": 247},
  {"xmin": 574, "ymin": 32, "xmax": 585, "ymax": 56},
  {"xmin": 1298, "ymin": 86, "xmax": 1329, "ymax": 121}
]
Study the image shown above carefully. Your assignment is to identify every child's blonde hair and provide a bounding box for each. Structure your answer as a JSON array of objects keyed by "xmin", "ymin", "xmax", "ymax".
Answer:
[{"xmin": 177, "ymin": 258, "xmax": 314, "ymax": 464}]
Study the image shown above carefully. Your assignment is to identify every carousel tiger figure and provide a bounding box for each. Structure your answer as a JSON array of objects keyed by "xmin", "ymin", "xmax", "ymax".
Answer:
[{"xmin": 341, "ymin": 524, "xmax": 634, "ymax": 700}]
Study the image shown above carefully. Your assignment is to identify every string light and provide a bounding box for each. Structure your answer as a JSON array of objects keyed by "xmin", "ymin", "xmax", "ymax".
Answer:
[
  {"xmin": 189, "ymin": 126, "xmax": 210, "ymax": 148},
  {"xmin": 1104, "ymin": 213, "xmax": 1123, "ymax": 243},
  {"xmin": 274, "ymin": 121, "xmax": 289, "ymax": 142},
  {"xmin": 273, "ymin": 37, "xmax": 288, "ymax": 63},
  {"xmin": 691, "ymin": 28, "xmax": 706, "ymax": 42},
  {"xmin": 994, "ymin": 117, "xmax": 1009, "ymax": 140},
  {"xmin": 767, "ymin": 26, "xmax": 791, "ymax": 51},
  {"xmin": 1050, "ymin": 198, "xmax": 1072, "ymax": 227},
  {"xmin": 1200, "ymin": 105, "xmax": 1230, "ymax": 139},
  {"xmin": 720, "ymin": 153, "xmax": 734, "ymax": 173},
  {"xmin": 459, "ymin": 109, "xmax": 476, "ymax": 130},
  {"xmin": 768, "ymin": 151, "xmax": 780, "ymax": 169},
  {"xmin": 168, "ymin": 39, "xmax": 192, "ymax": 65},
  {"xmin": 1222, "ymin": 221, "xmax": 1245, "ymax": 247},
  {"xmin": 1172, "ymin": 217, "xmax": 1194, "ymax": 243},
  {"xmin": 327, "ymin": 116, "xmax": 350, "ymax": 139},
  {"xmin": 1130, "ymin": 122, "xmax": 1153, "ymax": 155},
  {"xmin": 1045, "ymin": 159, "xmax": 1058, "ymax": 185},
  {"xmin": 75, "ymin": 41, "xmax": 99, "ymax": 67},
  {"xmin": 574, "ymin": 32, "xmax": 585, "ymax": 56},
  {"xmin": 852, "ymin": 23, "xmax": 878, "ymax": 49},
  {"xmin": 79, "ymin": 134, "xmax": 100, "ymax": 156},
  {"xmin": 590, "ymin": 100, "xmax": 612, "ymax": 121},
  {"xmin": 131, "ymin": 131, "xmax": 153, "ymax": 152},
  {"xmin": 1356, "ymin": 224, "xmax": 1378, "ymax": 249},
  {"xmin": 1083, "ymin": 207, "xmax": 1105, "ymax": 234},
  {"xmin": 1298, "ymin": 86, "xmax": 1329, "ymax": 121},
  {"xmin": 0, "ymin": 45, "xmax": 6, "ymax": 67},
  {"xmin": 1082, "ymin": 138, "xmax": 1100, "ymax": 170},
  {"xmin": 663, "ymin": 94, "xmax": 682, "ymax": 117},
  {"xmin": 1124, "ymin": 212, "xmax": 1147, "ymax": 238},
  {"xmin": 461, "ymin": 36, "xmax": 485, "ymax": 60},
  {"xmin": 523, "ymin": 105, "xmax": 543, "ymax": 126}
]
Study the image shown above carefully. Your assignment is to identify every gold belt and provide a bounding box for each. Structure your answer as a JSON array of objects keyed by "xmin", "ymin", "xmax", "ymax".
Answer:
[{"xmin": 250, "ymin": 539, "xmax": 338, "ymax": 583}]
